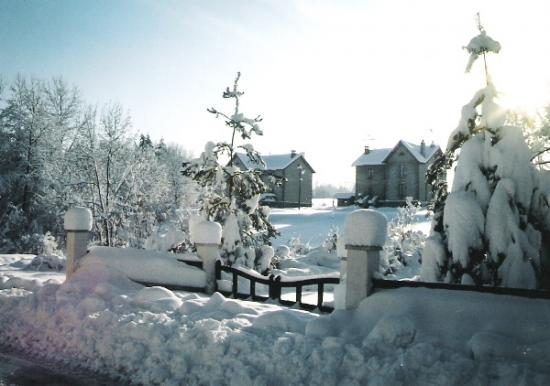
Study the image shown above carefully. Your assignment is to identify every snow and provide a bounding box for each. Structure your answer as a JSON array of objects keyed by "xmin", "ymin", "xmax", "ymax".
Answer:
[
  {"xmin": 84, "ymin": 246, "xmax": 206, "ymax": 288},
  {"xmin": 451, "ymin": 136, "xmax": 491, "ymax": 210},
  {"xmin": 235, "ymin": 152, "xmax": 308, "ymax": 171},
  {"xmin": 26, "ymin": 254, "xmax": 66, "ymax": 271},
  {"xmin": 464, "ymin": 30, "xmax": 501, "ymax": 73},
  {"xmin": 1, "ymin": 203, "xmax": 550, "ymax": 384},
  {"xmin": 446, "ymin": 88, "xmax": 484, "ymax": 151},
  {"xmin": 144, "ymin": 222, "xmax": 186, "ymax": 251},
  {"xmin": 351, "ymin": 147, "xmax": 392, "ymax": 166},
  {"xmin": 489, "ymin": 125, "xmax": 537, "ymax": 210},
  {"xmin": 344, "ymin": 209, "xmax": 387, "ymax": 247},
  {"xmin": 443, "ymin": 191, "xmax": 484, "ymax": 268},
  {"xmin": 63, "ymin": 207, "xmax": 93, "ymax": 231},
  {"xmin": 3, "ymin": 260, "xmax": 550, "ymax": 385},
  {"xmin": 257, "ymin": 245, "xmax": 274, "ymax": 272},
  {"xmin": 419, "ymin": 233, "xmax": 447, "ymax": 282},
  {"xmin": 480, "ymin": 82, "xmax": 505, "ymax": 129},
  {"xmin": 221, "ymin": 213, "xmax": 240, "ymax": 254},
  {"xmin": 245, "ymin": 194, "xmax": 260, "ymax": 213},
  {"xmin": 352, "ymin": 141, "xmax": 440, "ymax": 167},
  {"xmin": 190, "ymin": 220, "xmax": 222, "ymax": 245}
]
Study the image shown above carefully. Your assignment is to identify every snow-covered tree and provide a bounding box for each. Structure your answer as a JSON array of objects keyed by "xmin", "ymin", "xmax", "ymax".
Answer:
[
  {"xmin": 384, "ymin": 197, "xmax": 425, "ymax": 275},
  {"xmin": 0, "ymin": 77, "xmax": 81, "ymax": 252},
  {"xmin": 422, "ymin": 18, "xmax": 550, "ymax": 289},
  {"xmin": 182, "ymin": 72, "xmax": 278, "ymax": 265}
]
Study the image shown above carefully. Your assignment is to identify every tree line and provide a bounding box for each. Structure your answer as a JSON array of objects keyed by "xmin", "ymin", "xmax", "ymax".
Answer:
[{"xmin": 0, "ymin": 75, "xmax": 194, "ymax": 253}]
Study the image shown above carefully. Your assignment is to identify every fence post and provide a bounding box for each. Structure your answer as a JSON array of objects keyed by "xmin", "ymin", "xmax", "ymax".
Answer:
[
  {"xmin": 64, "ymin": 207, "xmax": 93, "ymax": 280},
  {"xmin": 191, "ymin": 220, "xmax": 222, "ymax": 294},
  {"xmin": 336, "ymin": 209, "xmax": 387, "ymax": 310}
]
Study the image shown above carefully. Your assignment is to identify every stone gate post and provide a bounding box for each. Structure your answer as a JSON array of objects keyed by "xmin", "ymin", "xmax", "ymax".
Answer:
[
  {"xmin": 191, "ymin": 220, "xmax": 222, "ymax": 294},
  {"xmin": 336, "ymin": 209, "xmax": 387, "ymax": 310},
  {"xmin": 64, "ymin": 207, "xmax": 93, "ymax": 279}
]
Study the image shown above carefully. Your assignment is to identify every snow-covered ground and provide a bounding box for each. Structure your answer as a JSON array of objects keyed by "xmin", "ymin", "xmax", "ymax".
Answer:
[
  {"xmin": 271, "ymin": 199, "xmax": 430, "ymax": 248},
  {"xmin": 1, "ymin": 254, "xmax": 549, "ymax": 385},
  {"xmin": 1, "ymin": 203, "xmax": 549, "ymax": 385}
]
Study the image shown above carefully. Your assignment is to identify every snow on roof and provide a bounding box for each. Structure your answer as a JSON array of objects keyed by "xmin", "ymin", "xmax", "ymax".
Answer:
[
  {"xmin": 400, "ymin": 140, "xmax": 440, "ymax": 163},
  {"xmin": 352, "ymin": 148, "xmax": 392, "ymax": 166},
  {"xmin": 352, "ymin": 141, "xmax": 440, "ymax": 167},
  {"xmin": 236, "ymin": 152, "xmax": 311, "ymax": 171}
]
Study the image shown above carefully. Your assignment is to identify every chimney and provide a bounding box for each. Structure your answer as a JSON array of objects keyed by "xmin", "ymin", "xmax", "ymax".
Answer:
[
  {"xmin": 290, "ymin": 150, "xmax": 297, "ymax": 158},
  {"xmin": 420, "ymin": 140, "xmax": 426, "ymax": 156},
  {"xmin": 364, "ymin": 145, "xmax": 370, "ymax": 154}
]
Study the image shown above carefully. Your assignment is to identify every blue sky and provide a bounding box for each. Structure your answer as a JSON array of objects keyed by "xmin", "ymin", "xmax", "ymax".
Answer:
[{"xmin": 3, "ymin": 0, "xmax": 550, "ymax": 187}]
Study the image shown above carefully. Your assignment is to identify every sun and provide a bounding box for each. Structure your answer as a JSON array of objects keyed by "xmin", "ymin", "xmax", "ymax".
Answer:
[{"xmin": 497, "ymin": 72, "xmax": 550, "ymax": 115}]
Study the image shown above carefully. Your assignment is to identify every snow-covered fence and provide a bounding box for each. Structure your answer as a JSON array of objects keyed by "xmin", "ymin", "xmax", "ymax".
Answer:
[
  {"xmin": 336, "ymin": 209, "xmax": 387, "ymax": 310},
  {"xmin": 64, "ymin": 207, "xmax": 93, "ymax": 279},
  {"xmin": 215, "ymin": 261, "xmax": 340, "ymax": 313}
]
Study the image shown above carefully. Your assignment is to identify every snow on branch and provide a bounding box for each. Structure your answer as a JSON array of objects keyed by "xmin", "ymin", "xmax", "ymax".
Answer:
[{"xmin": 464, "ymin": 14, "xmax": 501, "ymax": 73}]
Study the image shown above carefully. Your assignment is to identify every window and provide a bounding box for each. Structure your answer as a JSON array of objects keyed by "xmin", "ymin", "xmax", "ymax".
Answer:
[
  {"xmin": 367, "ymin": 168, "xmax": 374, "ymax": 179},
  {"xmin": 399, "ymin": 164, "xmax": 407, "ymax": 178}
]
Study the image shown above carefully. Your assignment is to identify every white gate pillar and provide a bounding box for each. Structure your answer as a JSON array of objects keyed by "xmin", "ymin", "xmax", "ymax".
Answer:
[
  {"xmin": 336, "ymin": 209, "xmax": 387, "ymax": 310},
  {"xmin": 64, "ymin": 207, "xmax": 93, "ymax": 279},
  {"xmin": 191, "ymin": 220, "xmax": 222, "ymax": 294}
]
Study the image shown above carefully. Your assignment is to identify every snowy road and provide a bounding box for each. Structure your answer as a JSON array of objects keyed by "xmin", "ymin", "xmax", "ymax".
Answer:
[{"xmin": 0, "ymin": 350, "xmax": 121, "ymax": 386}]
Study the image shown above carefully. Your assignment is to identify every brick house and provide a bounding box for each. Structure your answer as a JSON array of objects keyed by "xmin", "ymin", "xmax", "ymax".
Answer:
[
  {"xmin": 352, "ymin": 140, "xmax": 441, "ymax": 204},
  {"xmin": 232, "ymin": 150, "xmax": 315, "ymax": 207}
]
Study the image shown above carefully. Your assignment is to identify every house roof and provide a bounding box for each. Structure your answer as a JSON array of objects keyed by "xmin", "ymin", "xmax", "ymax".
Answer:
[
  {"xmin": 235, "ymin": 152, "xmax": 315, "ymax": 172},
  {"xmin": 352, "ymin": 140, "xmax": 440, "ymax": 167},
  {"xmin": 352, "ymin": 148, "xmax": 392, "ymax": 166}
]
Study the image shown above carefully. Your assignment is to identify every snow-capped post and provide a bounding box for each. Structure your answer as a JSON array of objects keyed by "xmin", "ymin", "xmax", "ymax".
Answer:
[
  {"xmin": 191, "ymin": 219, "xmax": 222, "ymax": 294},
  {"xmin": 336, "ymin": 209, "xmax": 387, "ymax": 309},
  {"xmin": 64, "ymin": 207, "xmax": 93, "ymax": 279}
]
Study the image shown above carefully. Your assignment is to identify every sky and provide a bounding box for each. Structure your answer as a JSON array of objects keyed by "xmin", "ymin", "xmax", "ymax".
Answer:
[{"xmin": 2, "ymin": 0, "xmax": 550, "ymax": 188}]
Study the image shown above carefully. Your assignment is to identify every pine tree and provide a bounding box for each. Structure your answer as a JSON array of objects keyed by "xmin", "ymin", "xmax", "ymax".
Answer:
[
  {"xmin": 422, "ymin": 16, "xmax": 550, "ymax": 288},
  {"xmin": 182, "ymin": 72, "xmax": 278, "ymax": 265}
]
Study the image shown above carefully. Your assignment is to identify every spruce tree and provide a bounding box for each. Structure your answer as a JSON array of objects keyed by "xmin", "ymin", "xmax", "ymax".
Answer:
[
  {"xmin": 182, "ymin": 72, "xmax": 278, "ymax": 266},
  {"xmin": 422, "ymin": 17, "xmax": 550, "ymax": 288}
]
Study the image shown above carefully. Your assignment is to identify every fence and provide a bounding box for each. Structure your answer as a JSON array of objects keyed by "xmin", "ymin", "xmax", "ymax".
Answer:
[
  {"xmin": 65, "ymin": 207, "xmax": 550, "ymax": 316},
  {"xmin": 215, "ymin": 260, "xmax": 339, "ymax": 313},
  {"xmin": 373, "ymin": 278, "xmax": 550, "ymax": 300}
]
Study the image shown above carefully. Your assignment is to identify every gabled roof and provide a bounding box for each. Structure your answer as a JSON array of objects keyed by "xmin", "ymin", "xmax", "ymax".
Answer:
[
  {"xmin": 235, "ymin": 152, "xmax": 315, "ymax": 172},
  {"xmin": 399, "ymin": 141, "xmax": 440, "ymax": 163},
  {"xmin": 352, "ymin": 148, "xmax": 392, "ymax": 166},
  {"xmin": 352, "ymin": 140, "xmax": 440, "ymax": 167}
]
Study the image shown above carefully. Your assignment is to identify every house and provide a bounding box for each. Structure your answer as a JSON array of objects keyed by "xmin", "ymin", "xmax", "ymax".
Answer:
[
  {"xmin": 232, "ymin": 150, "xmax": 315, "ymax": 207},
  {"xmin": 352, "ymin": 140, "xmax": 442, "ymax": 205}
]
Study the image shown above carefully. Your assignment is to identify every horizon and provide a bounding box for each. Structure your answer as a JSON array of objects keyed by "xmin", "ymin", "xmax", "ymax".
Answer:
[{"xmin": 3, "ymin": 0, "xmax": 550, "ymax": 188}]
